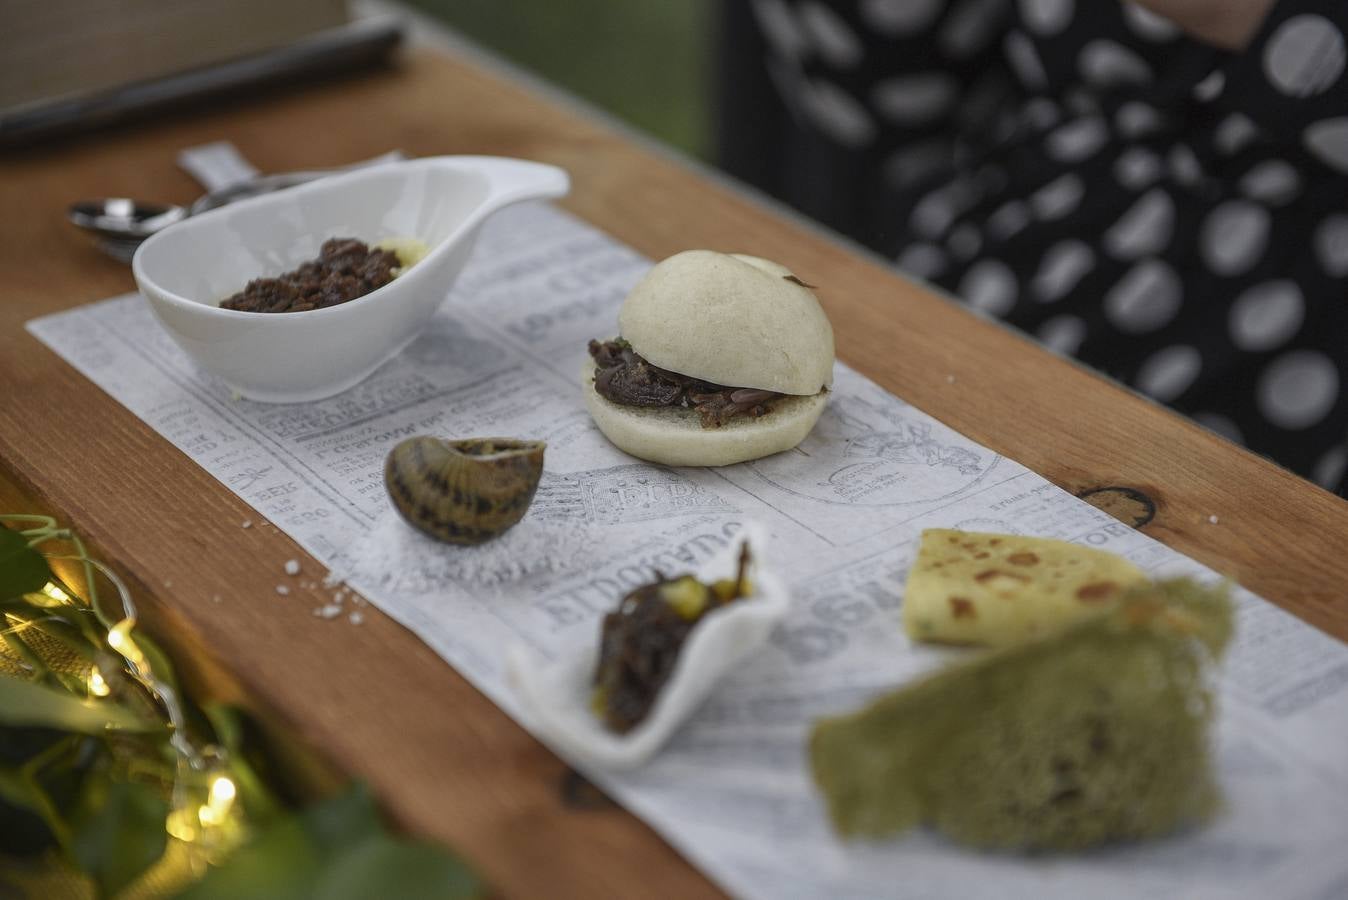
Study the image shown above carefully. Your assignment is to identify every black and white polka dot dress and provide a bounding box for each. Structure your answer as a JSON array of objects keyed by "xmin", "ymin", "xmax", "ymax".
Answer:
[{"xmin": 716, "ymin": 0, "xmax": 1348, "ymax": 495}]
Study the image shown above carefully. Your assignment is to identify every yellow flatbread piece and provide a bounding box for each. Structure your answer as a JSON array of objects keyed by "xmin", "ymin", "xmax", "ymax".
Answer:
[{"xmin": 902, "ymin": 529, "xmax": 1148, "ymax": 646}]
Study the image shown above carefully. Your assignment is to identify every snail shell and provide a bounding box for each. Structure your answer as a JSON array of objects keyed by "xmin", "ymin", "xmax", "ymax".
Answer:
[{"xmin": 385, "ymin": 436, "xmax": 546, "ymax": 545}]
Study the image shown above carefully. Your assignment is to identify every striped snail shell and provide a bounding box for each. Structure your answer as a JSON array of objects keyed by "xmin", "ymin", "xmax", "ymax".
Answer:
[{"xmin": 384, "ymin": 436, "xmax": 546, "ymax": 545}]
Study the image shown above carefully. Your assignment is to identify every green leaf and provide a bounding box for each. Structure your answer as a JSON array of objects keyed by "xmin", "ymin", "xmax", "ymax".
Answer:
[
  {"xmin": 172, "ymin": 813, "xmax": 320, "ymax": 900},
  {"xmin": 200, "ymin": 703, "xmax": 243, "ymax": 753},
  {"xmin": 297, "ymin": 781, "xmax": 383, "ymax": 849},
  {"xmin": 173, "ymin": 785, "xmax": 380, "ymax": 900},
  {"xmin": 176, "ymin": 784, "xmax": 481, "ymax": 900},
  {"xmin": 0, "ymin": 763, "xmax": 68, "ymax": 856},
  {"xmin": 71, "ymin": 778, "xmax": 168, "ymax": 897},
  {"xmin": 0, "ymin": 765, "xmax": 41, "ymax": 813},
  {"xmin": 314, "ymin": 835, "xmax": 481, "ymax": 900},
  {"xmin": 0, "ymin": 526, "xmax": 52, "ymax": 600},
  {"xmin": 0, "ymin": 676, "xmax": 162, "ymax": 734}
]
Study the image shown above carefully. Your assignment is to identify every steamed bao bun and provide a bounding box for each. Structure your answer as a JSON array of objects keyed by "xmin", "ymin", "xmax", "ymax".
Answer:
[
  {"xmin": 583, "ymin": 250, "xmax": 836, "ymax": 467},
  {"xmin": 620, "ymin": 251, "xmax": 835, "ymax": 394}
]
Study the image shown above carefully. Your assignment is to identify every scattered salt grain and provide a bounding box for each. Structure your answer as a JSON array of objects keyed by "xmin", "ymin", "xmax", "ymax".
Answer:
[
  {"xmin": 241, "ymin": 520, "xmax": 252, "ymax": 529},
  {"xmin": 275, "ymin": 585, "xmax": 290, "ymax": 596},
  {"xmin": 284, "ymin": 559, "xmax": 300, "ymax": 576},
  {"xmin": 321, "ymin": 570, "xmax": 344, "ymax": 589},
  {"xmin": 162, "ymin": 579, "xmax": 173, "ymax": 588},
  {"xmin": 1208, "ymin": 515, "xmax": 1219, "ymax": 525},
  {"xmin": 315, "ymin": 603, "xmax": 342, "ymax": 619},
  {"xmin": 349, "ymin": 611, "xmax": 365, "ymax": 625},
  {"xmin": 946, "ymin": 374, "xmax": 956, "ymax": 384}
]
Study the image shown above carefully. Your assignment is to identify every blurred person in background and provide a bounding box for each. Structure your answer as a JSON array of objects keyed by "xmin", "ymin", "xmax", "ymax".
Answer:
[{"xmin": 717, "ymin": 0, "xmax": 1348, "ymax": 496}]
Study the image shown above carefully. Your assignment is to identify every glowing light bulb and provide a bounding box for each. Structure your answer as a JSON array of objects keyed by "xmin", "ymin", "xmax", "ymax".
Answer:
[
  {"xmin": 107, "ymin": 619, "xmax": 146, "ymax": 669},
  {"xmin": 198, "ymin": 774, "xmax": 237, "ymax": 827},
  {"xmin": 208, "ymin": 775, "xmax": 236, "ymax": 807},
  {"xmin": 87, "ymin": 667, "xmax": 110, "ymax": 697}
]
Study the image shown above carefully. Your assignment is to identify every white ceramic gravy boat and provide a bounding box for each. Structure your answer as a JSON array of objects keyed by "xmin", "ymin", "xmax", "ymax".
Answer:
[{"xmin": 131, "ymin": 155, "xmax": 569, "ymax": 402}]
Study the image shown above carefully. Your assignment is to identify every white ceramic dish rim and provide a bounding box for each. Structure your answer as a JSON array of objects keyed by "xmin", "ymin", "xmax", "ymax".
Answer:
[{"xmin": 130, "ymin": 155, "xmax": 554, "ymax": 323}]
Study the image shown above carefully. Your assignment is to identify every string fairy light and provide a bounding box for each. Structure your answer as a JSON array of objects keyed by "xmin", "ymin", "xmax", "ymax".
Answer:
[{"xmin": 2, "ymin": 513, "xmax": 247, "ymax": 861}]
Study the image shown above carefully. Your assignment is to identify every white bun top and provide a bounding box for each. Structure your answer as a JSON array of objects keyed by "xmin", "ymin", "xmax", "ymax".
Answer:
[{"xmin": 618, "ymin": 251, "xmax": 835, "ymax": 395}]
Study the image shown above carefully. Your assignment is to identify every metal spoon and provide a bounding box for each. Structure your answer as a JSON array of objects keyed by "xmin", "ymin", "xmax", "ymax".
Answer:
[
  {"xmin": 67, "ymin": 172, "xmax": 329, "ymax": 261},
  {"xmin": 66, "ymin": 198, "xmax": 187, "ymax": 262},
  {"xmin": 68, "ymin": 196, "xmax": 187, "ymax": 240},
  {"xmin": 68, "ymin": 155, "xmax": 401, "ymax": 261}
]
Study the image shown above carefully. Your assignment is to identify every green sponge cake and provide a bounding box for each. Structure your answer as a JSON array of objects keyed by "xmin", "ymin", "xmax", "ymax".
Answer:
[{"xmin": 811, "ymin": 578, "xmax": 1234, "ymax": 851}]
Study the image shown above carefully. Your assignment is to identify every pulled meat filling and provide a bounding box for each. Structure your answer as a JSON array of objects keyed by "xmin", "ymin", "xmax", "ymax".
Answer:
[
  {"xmin": 593, "ymin": 544, "xmax": 753, "ymax": 733},
  {"xmin": 588, "ymin": 338, "xmax": 784, "ymax": 428},
  {"xmin": 592, "ymin": 578, "xmax": 698, "ymax": 734},
  {"xmin": 221, "ymin": 238, "xmax": 399, "ymax": 314}
]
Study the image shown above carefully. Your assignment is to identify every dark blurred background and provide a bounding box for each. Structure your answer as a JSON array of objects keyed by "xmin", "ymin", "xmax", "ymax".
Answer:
[{"xmin": 405, "ymin": 0, "xmax": 716, "ymax": 160}]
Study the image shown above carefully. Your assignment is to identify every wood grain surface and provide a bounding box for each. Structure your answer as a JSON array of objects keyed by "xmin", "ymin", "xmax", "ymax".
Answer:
[{"xmin": 1, "ymin": 48, "xmax": 1345, "ymax": 898}]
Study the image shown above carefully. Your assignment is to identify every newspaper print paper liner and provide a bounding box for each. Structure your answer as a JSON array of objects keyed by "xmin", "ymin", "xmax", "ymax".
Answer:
[{"xmin": 508, "ymin": 522, "xmax": 790, "ymax": 769}]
